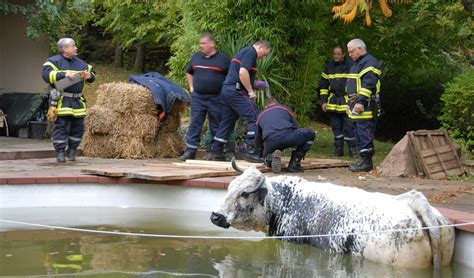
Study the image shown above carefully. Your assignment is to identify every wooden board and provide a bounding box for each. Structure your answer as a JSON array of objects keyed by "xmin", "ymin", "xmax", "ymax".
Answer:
[
  {"xmin": 407, "ymin": 130, "xmax": 465, "ymax": 180},
  {"xmin": 81, "ymin": 158, "xmax": 351, "ymax": 181}
]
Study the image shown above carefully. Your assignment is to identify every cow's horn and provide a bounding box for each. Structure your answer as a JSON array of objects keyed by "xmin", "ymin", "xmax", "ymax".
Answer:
[
  {"xmin": 241, "ymin": 176, "xmax": 266, "ymax": 198},
  {"xmin": 231, "ymin": 158, "xmax": 246, "ymax": 173}
]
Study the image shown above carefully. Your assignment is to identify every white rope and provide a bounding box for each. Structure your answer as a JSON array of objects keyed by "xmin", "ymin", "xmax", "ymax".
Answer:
[{"xmin": 1, "ymin": 218, "xmax": 473, "ymax": 240}]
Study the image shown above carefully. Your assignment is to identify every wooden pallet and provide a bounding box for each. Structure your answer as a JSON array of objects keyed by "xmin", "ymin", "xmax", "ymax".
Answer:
[
  {"xmin": 81, "ymin": 158, "xmax": 351, "ymax": 181},
  {"xmin": 407, "ymin": 130, "xmax": 465, "ymax": 179}
]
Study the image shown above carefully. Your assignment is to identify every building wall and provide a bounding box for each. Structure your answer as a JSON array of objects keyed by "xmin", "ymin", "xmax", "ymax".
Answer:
[{"xmin": 0, "ymin": 6, "xmax": 49, "ymax": 93}]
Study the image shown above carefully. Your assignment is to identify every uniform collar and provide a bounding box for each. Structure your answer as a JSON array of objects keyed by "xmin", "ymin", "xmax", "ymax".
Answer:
[
  {"xmin": 355, "ymin": 53, "xmax": 368, "ymax": 62},
  {"xmin": 200, "ymin": 50, "xmax": 218, "ymax": 59}
]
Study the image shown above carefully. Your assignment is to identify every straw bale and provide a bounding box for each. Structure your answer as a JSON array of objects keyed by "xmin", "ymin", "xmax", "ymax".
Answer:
[
  {"xmin": 155, "ymin": 132, "xmax": 185, "ymax": 158},
  {"xmin": 82, "ymin": 134, "xmax": 118, "ymax": 158},
  {"xmin": 82, "ymin": 81, "xmax": 185, "ymax": 159},
  {"xmin": 160, "ymin": 101, "xmax": 183, "ymax": 133},
  {"xmin": 84, "ymin": 107, "xmax": 117, "ymax": 135},
  {"xmin": 95, "ymin": 82, "xmax": 157, "ymax": 115},
  {"xmin": 85, "ymin": 106, "xmax": 159, "ymax": 138}
]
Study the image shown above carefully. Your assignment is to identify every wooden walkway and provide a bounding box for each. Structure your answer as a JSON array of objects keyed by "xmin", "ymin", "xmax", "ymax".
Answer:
[{"xmin": 81, "ymin": 158, "xmax": 351, "ymax": 181}]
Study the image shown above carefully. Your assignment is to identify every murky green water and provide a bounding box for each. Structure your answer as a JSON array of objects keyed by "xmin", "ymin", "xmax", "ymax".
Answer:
[{"xmin": 0, "ymin": 208, "xmax": 472, "ymax": 277}]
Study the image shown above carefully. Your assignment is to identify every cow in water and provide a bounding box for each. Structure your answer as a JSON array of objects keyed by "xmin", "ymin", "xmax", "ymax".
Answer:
[{"xmin": 210, "ymin": 160, "xmax": 455, "ymax": 269}]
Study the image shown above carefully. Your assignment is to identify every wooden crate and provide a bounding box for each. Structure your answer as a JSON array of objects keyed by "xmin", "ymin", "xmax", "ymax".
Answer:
[{"xmin": 407, "ymin": 130, "xmax": 465, "ymax": 180}]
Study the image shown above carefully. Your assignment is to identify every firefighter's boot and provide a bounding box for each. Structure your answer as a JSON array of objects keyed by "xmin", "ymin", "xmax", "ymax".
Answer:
[
  {"xmin": 288, "ymin": 151, "xmax": 304, "ymax": 173},
  {"xmin": 212, "ymin": 147, "xmax": 226, "ymax": 161},
  {"xmin": 57, "ymin": 151, "xmax": 66, "ymax": 163},
  {"xmin": 66, "ymin": 148, "xmax": 76, "ymax": 161},
  {"xmin": 349, "ymin": 153, "xmax": 373, "ymax": 172},
  {"xmin": 179, "ymin": 149, "xmax": 196, "ymax": 161},
  {"xmin": 245, "ymin": 145, "xmax": 263, "ymax": 163}
]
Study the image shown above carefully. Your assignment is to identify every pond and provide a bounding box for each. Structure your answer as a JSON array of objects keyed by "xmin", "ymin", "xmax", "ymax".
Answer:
[{"xmin": 0, "ymin": 207, "xmax": 472, "ymax": 277}]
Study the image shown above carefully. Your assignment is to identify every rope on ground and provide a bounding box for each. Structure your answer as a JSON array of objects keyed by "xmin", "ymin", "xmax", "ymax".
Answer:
[{"xmin": 1, "ymin": 219, "xmax": 473, "ymax": 240}]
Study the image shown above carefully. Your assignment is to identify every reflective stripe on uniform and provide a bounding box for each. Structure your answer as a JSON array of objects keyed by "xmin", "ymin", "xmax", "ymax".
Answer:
[
  {"xmin": 43, "ymin": 62, "xmax": 59, "ymax": 71},
  {"xmin": 186, "ymin": 143, "xmax": 199, "ymax": 149},
  {"xmin": 68, "ymin": 136, "xmax": 82, "ymax": 142},
  {"xmin": 214, "ymin": 136, "xmax": 227, "ymax": 143},
  {"xmin": 348, "ymin": 109, "xmax": 373, "ymax": 120},
  {"xmin": 57, "ymin": 97, "xmax": 87, "ymax": 117}
]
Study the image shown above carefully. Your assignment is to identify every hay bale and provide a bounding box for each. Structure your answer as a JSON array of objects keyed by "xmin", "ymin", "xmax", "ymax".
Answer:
[
  {"xmin": 84, "ymin": 107, "xmax": 117, "ymax": 135},
  {"xmin": 155, "ymin": 132, "xmax": 185, "ymax": 158},
  {"xmin": 95, "ymin": 82, "xmax": 157, "ymax": 115},
  {"xmin": 82, "ymin": 134, "xmax": 118, "ymax": 158},
  {"xmin": 83, "ymin": 82, "xmax": 185, "ymax": 159}
]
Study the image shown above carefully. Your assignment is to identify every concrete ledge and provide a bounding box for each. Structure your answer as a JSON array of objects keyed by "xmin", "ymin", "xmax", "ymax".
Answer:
[
  {"xmin": 436, "ymin": 207, "xmax": 474, "ymax": 233},
  {"xmin": 0, "ymin": 173, "xmax": 473, "ymax": 236}
]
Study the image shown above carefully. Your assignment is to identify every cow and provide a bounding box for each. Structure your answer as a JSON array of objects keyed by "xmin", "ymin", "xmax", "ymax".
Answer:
[{"xmin": 210, "ymin": 160, "xmax": 455, "ymax": 269}]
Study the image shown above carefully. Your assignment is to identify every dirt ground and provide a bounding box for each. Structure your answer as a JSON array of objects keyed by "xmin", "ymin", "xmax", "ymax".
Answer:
[{"xmin": 296, "ymin": 166, "xmax": 474, "ymax": 213}]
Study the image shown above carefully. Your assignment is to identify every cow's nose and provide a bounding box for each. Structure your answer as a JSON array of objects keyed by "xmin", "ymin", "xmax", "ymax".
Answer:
[{"xmin": 210, "ymin": 212, "xmax": 230, "ymax": 229}]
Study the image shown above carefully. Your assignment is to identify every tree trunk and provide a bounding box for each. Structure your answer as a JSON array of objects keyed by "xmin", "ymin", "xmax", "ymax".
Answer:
[
  {"xmin": 114, "ymin": 42, "xmax": 123, "ymax": 68},
  {"xmin": 61, "ymin": 0, "xmax": 68, "ymax": 12},
  {"xmin": 133, "ymin": 43, "xmax": 146, "ymax": 73}
]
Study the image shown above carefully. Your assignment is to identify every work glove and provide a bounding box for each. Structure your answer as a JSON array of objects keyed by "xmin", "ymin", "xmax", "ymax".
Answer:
[
  {"xmin": 47, "ymin": 106, "xmax": 58, "ymax": 122},
  {"xmin": 349, "ymin": 94, "xmax": 357, "ymax": 105}
]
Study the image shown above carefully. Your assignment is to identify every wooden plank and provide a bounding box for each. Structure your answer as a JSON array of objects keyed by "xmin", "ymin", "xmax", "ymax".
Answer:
[
  {"xmin": 80, "ymin": 166, "xmax": 135, "ymax": 177},
  {"xmin": 81, "ymin": 158, "xmax": 352, "ymax": 181},
  {"xmin": 443, "ymin": 129, "xmax": 465, "ymax": 175},
  {"xmin": 408, "ymin": 132, "xmax": 431, "ymax": 178},
  {"xmin": 412, "ymin": 130, "xmax": 445, "ymax": 136},
  {"xmin": 423, "ymin": 152, "xmax": 457, "ymax": 165},
  {"xmin": 126, "ymin": 166, "xmax": 240, "ymax": 181},
  {"xmin": 427, "ymin": 133, "xmax": 449, "ymax": 177},
  {"xmin": 420, "ymin": 145, "xmax": 452, "ymax": 157}
]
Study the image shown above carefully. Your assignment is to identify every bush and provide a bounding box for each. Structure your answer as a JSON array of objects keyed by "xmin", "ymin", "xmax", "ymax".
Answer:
[{"xmin": 439, "ymin": 69, "xmax": 474, "ymax": 152}]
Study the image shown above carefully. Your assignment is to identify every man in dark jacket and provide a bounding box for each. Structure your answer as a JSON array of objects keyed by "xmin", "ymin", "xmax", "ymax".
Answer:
[
  {"xmin": 255, "ymin": 97, "xmax": 316, "ymax": 173},
  {"xmin": 211, "ymin": 40, "xmax": 271, "ymax": 163},
  {"xmin": 180, "ymin": 32, "xmax": 230, "ymax": 161},
  {"xmin": 346, "ymin": 38, "xmax": 382, "ymax": 172},
  {"xmin": 320, "ymin": 46, "xmax": 356, "ymax": 158},
  {"xmin": 42, "ymin": 38, "xmax": 95, "ymax": 163}
]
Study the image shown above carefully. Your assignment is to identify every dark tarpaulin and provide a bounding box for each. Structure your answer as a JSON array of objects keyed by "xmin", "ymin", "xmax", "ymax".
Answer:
[{"xmin": 129, "ymin": 72, "xmax": 191, "ymax": 113}]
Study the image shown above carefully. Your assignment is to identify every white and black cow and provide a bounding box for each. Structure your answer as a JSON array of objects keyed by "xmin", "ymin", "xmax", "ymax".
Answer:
[{"xmin": 210, "ymin": 161, "xmax": 455, "ymax": 269}]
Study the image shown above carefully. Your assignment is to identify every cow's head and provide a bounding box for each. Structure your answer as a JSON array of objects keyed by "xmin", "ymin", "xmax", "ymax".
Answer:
[{"xmin": 210, "ymin": 160, "xmax": 268, "ymax": 232}]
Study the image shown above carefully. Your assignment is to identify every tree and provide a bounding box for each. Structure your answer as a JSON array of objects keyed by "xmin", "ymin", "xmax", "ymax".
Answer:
[
  {"xmin": 95, "ymin": 0, "xmax": 179, "ymax": 72},
  {"xmin": 23, "ymin": 0, "xmax": 94, "ymax": 51}
]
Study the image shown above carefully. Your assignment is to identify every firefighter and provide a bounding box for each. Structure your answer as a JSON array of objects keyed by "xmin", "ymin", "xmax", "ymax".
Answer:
[
  {"xmin": 179, "ymin": 32, "xmax": 231, "ymax": 161},
  {"xmin": 346, "ymin": 38, "xmax": 382, "ymax": 172},
  {"xmin": 255, "ymin": 97, "xmax": 315, "ymax": 173},
  {"xmin": 319, "ymin": 46, "xmax": 357, "ymax": 158},
  {"xmin": 42, "ymin": 38, "xmax": 95, "ymax": 163},
  {"xmin": 211, "ymin": 40, "xmax": 271, "ymax": 162}
]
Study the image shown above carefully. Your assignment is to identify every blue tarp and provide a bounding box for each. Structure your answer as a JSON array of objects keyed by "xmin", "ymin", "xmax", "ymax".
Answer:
[{"xmin": 129, "ymin": 72, "xmax": 191, "ymax": 113}]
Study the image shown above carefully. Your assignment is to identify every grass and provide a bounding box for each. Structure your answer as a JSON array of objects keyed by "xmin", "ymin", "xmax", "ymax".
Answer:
[{"xmin": 305, "ymin": 121, "xmax": 395, "ymax": 166}]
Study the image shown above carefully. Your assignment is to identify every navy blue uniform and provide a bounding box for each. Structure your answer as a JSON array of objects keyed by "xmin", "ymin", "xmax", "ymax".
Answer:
[
  {"xmin": 255, "ymin": 105, "xmax": 315, "ymax": 158},
  {"xmin": 319, "ymin": 58, "xmax": 356, "ymax": 153},
  {"xmin": 346, "ymin": 53, "xmax": 381, "ymax": 156},
  {"xmin": 212, "ymin": 46, "xmax": 260, "ymax": 152},
  {"xmin": 185, "ymin": 51, "xmax": 230, "ymax": 151},
  {"xmin": 42, "ymin": 54, "xmax": 95, "ymax": 152}
]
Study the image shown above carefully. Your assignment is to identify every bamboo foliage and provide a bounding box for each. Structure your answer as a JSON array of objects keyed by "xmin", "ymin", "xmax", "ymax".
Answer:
[{"xmin": 332, "ymin": 0, "xmax": 412, "ymax": 26}]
